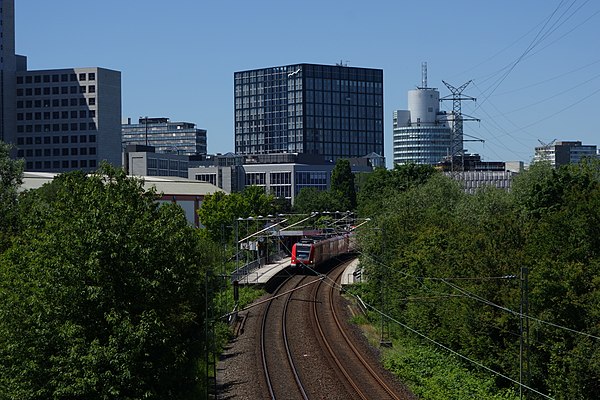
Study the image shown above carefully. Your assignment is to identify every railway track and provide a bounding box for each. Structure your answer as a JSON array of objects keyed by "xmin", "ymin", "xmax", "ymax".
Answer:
[
  {"xmin": 260, "ymin": 274, "xmax": 312, "ymax": 400},
  {"xmin": 310, "ymin": 260, "xmax": 405, "ymax": 400},
  {"xmin": 258, "ymin": 258, "xmax": 407, "ymax": 400}
]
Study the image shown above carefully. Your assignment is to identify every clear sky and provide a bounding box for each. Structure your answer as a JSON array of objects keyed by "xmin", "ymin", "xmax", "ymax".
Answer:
[{"xmin": 15, "ymin": 0, "xmax": 600, "ymax": 166}]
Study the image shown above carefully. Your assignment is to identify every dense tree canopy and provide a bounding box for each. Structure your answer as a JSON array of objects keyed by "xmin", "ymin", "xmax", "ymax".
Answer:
[
  {"xmin": 0, "ymin": 165, "xmax": 217, "ymax": 399},
  {"xmin": 330, "ymin": 158, "xmax": 356, "ymax": 211},
  {"xmin": 0, "ymin": 141, "xmax": 23, "ymax": 251},
  {"xmin": 357, "ymin": 159, "xmax": 600, "ymax": 399},
  {"xmin": 197, "ymin": 185, "xmax": 280, "ymax": 242}
]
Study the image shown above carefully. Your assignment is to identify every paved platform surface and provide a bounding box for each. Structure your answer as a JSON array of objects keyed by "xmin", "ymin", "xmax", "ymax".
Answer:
[
  {"xmin": 236, "ymin": 257, "xmax": 291, "ymax": 285},
  {"xmin": 236, "ymin": 256, "xmax": 362, "ymax": 286},
  {"xmin": 341, "ymin": 258, "xmax": 362, "ymax": 286}
]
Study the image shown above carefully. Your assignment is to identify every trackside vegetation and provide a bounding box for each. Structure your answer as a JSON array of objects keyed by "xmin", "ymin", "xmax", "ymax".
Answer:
[{"xmin": 356, "ymin": 160, "xmax": 600, "ymax": 399}]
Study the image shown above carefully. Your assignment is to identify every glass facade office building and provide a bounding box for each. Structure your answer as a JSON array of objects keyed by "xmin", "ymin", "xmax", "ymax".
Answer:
[
  {"xmin": 122, "ymin": 117, "xmax": 207, "ymax": 156},
  {"xmin": 234, "ymin": 63, "xmax": 384, "ymax": 161}
]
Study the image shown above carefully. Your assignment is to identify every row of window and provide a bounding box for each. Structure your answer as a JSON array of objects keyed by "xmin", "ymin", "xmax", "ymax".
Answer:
[
  {"xmin": 17, "ymin": 97, "xmax": 96, "ymax": 108},
  {"xmin": 146, "ymin": 158, "xmax": 188, "ymax": 170},
  {"xmin": 17, "ymin": 123, "xmax": 97, "ymax": 133},
  {"xmin": 18, "ymin": 147, "xmax": 97, "ymax": 157},
  {"xmin": 195, "ymin": 174, "xmax": 217, "ymax": 186},
  {"xmin": 17, "ymin": 134, "xmax": 96, "ymax": 145},
  {"xmin": 17, "ymin": 72, "xmax": 95, "ymax": 84},
  {"xmin": 25, "ymin": 159, "xmax": 97, "ymax": 171},
  {"xmin": 17, "ymin": 110, "xmax": 95, "ymax": 120},
  {"xmin": 17, "ymin": 85, "xmax": 96, "ymax": 96}
]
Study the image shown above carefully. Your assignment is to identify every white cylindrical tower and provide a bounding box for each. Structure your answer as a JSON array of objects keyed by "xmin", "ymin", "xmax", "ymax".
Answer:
[{"xmin": 408, "ymin": 88, "xmax": 440, "ymax": 125}]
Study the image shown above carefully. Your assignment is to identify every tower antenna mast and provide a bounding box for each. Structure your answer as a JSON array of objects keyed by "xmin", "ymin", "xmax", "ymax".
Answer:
[{"xmin": 421, "ymin": 62, "xmax": 428, "ymax": 89}]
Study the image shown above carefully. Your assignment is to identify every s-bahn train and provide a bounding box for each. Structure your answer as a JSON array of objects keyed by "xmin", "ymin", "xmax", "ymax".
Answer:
[{"xmin": 290, "ymin": 234, "xmax": 353, "ymax": 268}]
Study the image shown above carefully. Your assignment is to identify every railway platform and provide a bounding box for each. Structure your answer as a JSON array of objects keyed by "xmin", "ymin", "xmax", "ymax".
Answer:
[
  {"xmin": 341, "ymin": 258, "xmax": 362, "ymax": 286},
  {"xmin": 233, "ymin": 257, "xmax": 291, "ymax": 285}
]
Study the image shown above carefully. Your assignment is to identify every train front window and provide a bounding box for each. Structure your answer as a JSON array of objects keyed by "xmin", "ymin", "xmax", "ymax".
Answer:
[{"xmin": 296, "ymin": 244, "xmax": 311, "ymax": 259}]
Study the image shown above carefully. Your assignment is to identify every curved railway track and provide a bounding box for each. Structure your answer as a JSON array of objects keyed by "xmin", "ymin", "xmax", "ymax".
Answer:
[
  {"xmin": 258, "ymin": 258, "xmax": 406, "ymax": 400},
  {"xmin": 260, "ymin": 274, "xmax": 311, "ymax": 400},
  {"xmin": 310, "ymin": 260, "xmax": 405, "ymax": 400}
]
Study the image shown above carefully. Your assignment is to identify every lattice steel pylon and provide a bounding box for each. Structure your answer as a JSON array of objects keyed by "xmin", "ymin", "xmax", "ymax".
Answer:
[{"xmin": 441, "ymin": 80, "xmax": 480, "ymax": 174}]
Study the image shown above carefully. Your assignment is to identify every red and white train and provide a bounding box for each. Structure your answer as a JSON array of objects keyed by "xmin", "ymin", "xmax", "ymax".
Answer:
[{"xmin": 290, "ymin": 234, "xmax": 353, "ymax": 268}]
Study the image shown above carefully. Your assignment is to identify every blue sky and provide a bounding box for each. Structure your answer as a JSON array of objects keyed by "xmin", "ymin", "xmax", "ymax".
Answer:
[{"xmin": 16, "ymin": 0, "xmax": 600, "ymax": 166}]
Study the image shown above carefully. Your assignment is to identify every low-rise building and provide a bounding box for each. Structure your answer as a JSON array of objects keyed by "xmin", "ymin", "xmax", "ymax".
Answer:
[{"xmin": 534, "ymin": 140, "xmax": 597, "ymax": 167}]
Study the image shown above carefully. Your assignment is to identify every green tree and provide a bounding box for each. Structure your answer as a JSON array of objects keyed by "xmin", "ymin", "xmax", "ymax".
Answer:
[
  {"xmin": 0, "ymin": 141, "xmax": 24, "ymax": 251},
  {"xmin": 198, "ymin": 186, "xmax": 277, "ymax": 242},
  {"xmin": 293, "ymin": 187, "xmax": 342, "ymax": 214},
  {"xmin": 330, "ymin": 158, "xmax": 356, "ymax": 211},
  {"xmin": 357, "ymin": 163, "xmax": 437, "ymax": 217},
  {"xmin": 0, "ymin": 164, "xmax": 216, "ymax": 399}
]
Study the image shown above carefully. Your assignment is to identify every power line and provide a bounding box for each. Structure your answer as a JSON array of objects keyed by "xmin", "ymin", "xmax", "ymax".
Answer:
[
  {"xmin": 358, "ymin": 297, "xmax": 556, "ymax": 400},
  {"xmin": 358, "ymin": 250, "xmax": 600, "ymax": 341}
]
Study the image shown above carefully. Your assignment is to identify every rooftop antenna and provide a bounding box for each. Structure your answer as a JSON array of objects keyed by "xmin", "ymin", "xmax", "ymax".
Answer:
[{"xmin": 421, "ymin": 61, "xmax": 428, "ymax": 88}]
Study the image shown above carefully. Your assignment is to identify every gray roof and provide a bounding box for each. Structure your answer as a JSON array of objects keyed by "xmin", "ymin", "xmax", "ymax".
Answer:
[{"xmin": 20, "ymin": 172, "xmax": 223, "ymax": 197}]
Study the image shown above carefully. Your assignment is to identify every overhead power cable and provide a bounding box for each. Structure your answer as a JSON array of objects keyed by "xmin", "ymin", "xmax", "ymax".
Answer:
[
  {"xmin": 358, "ymin": 251, "xmax": 600, "ymax": 341},
  {"xmin": 359, "ymin": 297, "xmax": 556, "ymax": 400}
]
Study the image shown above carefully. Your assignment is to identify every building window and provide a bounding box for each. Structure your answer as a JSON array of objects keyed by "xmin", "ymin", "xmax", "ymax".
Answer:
[
  {"xmin": 43, "ymin": 75, "xmax": 50, "ymax": 83},
  {"xmin": 88, "ymin": 97, "xmax": 96, "ymax": 106},
  {"xmin": 195, "ymin": 173, "xmax": 217, "ymax": 185},
  {"xmin": 71, "ymin": 160, "xmax": 78, "ymax": 168},
  {"xmin": 89, "ymin": 110, "xmax": 95, "ymax": 118},
  {"xmin": 79, "ymin": 73, "xmax": 86, "ymax": 81},
  {"xmin": 89, "ymin": 147, "xmax": 96, "ymax": 155},
  {"xmin": 88, "ymin": 85, "xmax": 95, "ymax": 93},
  {"xmin": 245, "ymin": 172, "xmax": 266, "ymax": 186},
  {"xmin": 90, "ymin": 160, "xmax": 97, "ymax": 168},
  {"xmin": 88, "ymin": 72, "xmax": 95, "ymax": 81},
  {"xmin": 52, "ymin": 75, "xmax": 59, "ymax": 82}
]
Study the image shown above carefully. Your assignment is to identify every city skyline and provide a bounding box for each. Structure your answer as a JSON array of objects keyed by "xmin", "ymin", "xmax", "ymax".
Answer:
[{"xmin": 15, "ymin": 0, "xmax": 600, "ymax": 167}]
